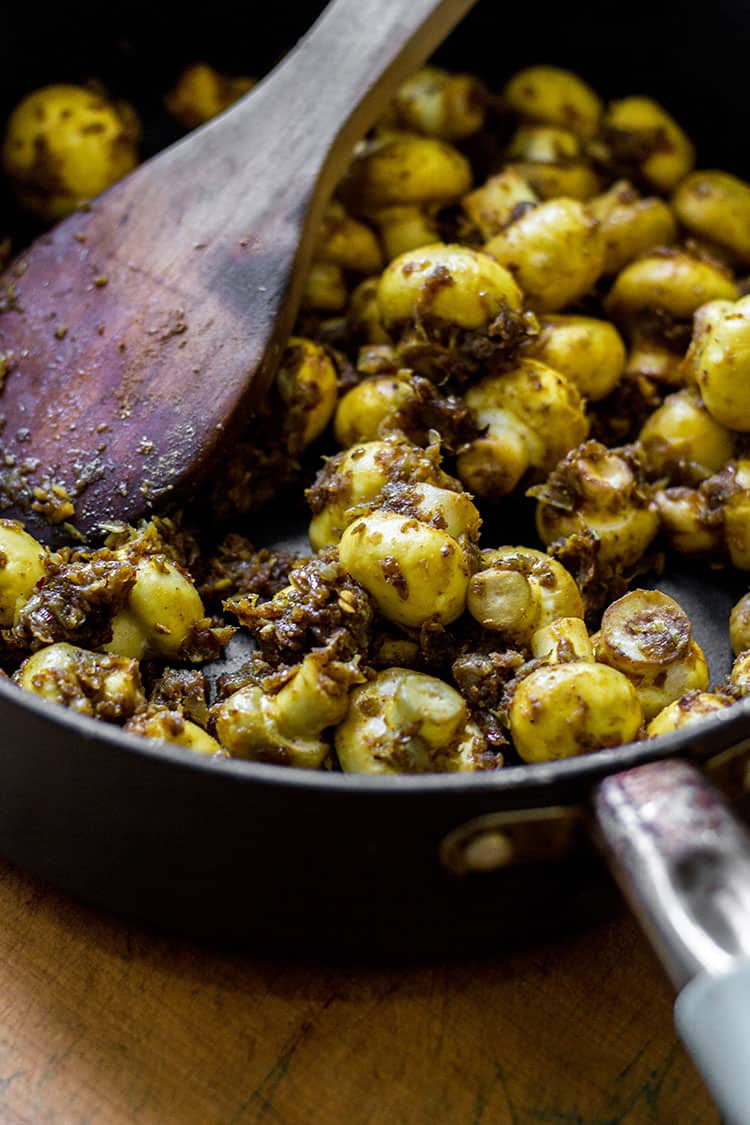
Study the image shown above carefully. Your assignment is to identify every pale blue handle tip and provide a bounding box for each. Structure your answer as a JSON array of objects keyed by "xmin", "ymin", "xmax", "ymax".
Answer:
[{"xmin": 675, "ymin": 960, "xmax": 750, "ymax": 1125}]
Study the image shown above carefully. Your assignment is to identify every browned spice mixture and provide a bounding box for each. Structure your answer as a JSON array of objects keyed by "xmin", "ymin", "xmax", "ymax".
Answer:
[
  {"xmin": 226, "ymin": 549, "xmax": 375, "ymax": 667},
  {"xmin": 198, "ymin": 534, "xmax": 303, "ymax": 606},
  {"xmin": 7, "ymin": 548, "xmax": 135, "ymax": 653},
  {"xmin": 146, "ymin": 667, "xmax": 210, "ymax": 727}
]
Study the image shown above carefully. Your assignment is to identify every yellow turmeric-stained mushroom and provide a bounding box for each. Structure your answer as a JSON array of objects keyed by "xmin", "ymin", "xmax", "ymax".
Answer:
[
  {"xmin": 17, "ymin": 642, "xmax": 144, "ymax": 722},
  {"xmin": 333, "ymin": 373, "xmax": 418, "ymax": 447},
  {"xmin": 675, "ymin": 459, "xmax": 750, "ymax": 569},
  {"xmin": 354, "ymin": 345, "xmax": 402, "ymax": 377},
  {"xmin": 314, "ymin": 201, "xmax": 383, "ymax": 275},
  {"xmin": 376, "ymin": 241, "xmax": 532, "ymax": 379},
  {"xmin": 457, "ymin": 359, "xmax": 588, "ymax": 498},
  {"xmin": 535, "ymin": 442, "xmax": 659, "ymax": 567},
  {"xmin": 105, "ymin": 553, "xmax": 206, "ymax": 661},
  {"xmin": 595, "ymin": 589, "xmax": 709, "ymax": 721},
  {"xmin": 307, "ymin": 436, "xmax": 457, "ymax": 550},
  {"xmin": 461, "ymin": 168, "xmax": 539, "ymax": 241},
  {"xmin": 335, "ymin": 667, "xmax": 493, "ymax": 774},
  {"xmin": 385, "ymin": 66, "xmax": 487, "ymax": 141},
  {"xmin": 639, "ymin": 388, "xmax": 734, "ymax": 478},
  {"xmin": 303, "ymin": 202, "xmax": 383, "ymax": 314},
  {"xmin": 731, "ymin": 591, "xmax": 750, "ymax": 655},
  {"xmin": 624, "ymin": 332, "xmax": 684, "ymax": 389},
  {"xmin": 604, "ymin": 250, "xmax": 738, "ymax": 328},
  {"xmin": 276, "ymin": 337, "xmax": 338, "ymax": 452},
  {"xmin": 339, "ymin": 134, "xmax": 472, "ymax": 259},
  {"xmin": 124, "ymin": 706, "xmax": 222, "ymax": 756},
  {"xmin": 654, "ymin": 487, "xmax": 725, "ymax": 557},
  {"xmin": 300, "ymin": 260, "xmax": 348, "ymax": 312},
  {"xmin": 727, "ymin": 505, "xmax": 750, "ymax": 569},
  {"xmin": 338, "ymin": 510, "xmax": 470, "ymax": 627},
  {"xmin": 646, "ymin": 692, "xmax": 733, "ymax": 737},
  {"xmin": 0, "ymin": 520, "xmax": 46, "ymax": 627},
  {"xmin": 504, "ymin": 123, "xmax": 580, "ymax": 165},
  {"xmin": 2, "ymin": 83, "xmax": 140, "ymax": 221},
  {"xmin": 600, "ymin": 96, "xmax": 694, "ymax": 193},
  {"xmin": 672, "ymin": 171, "xmax": 750, "ymax": 266},
  {"xmin": 377, "ymin": 242, "xmax": 523, "ymax": 334},
  {"xmin": 719, "ymin": 461, "xmax": 750, "ymax": 569},
  {"xmin": 503, "ymin": 66, "xmax": 602, "ymax": 139},
  {"xmin": 347, "ymin": 277, "xmax": 393, "ymax": 345},
  {"xmin": 375, "ymin": 480, "xmax": 481, "ymax": 542},
  {"xmin": 466, "ymin": 545, "xmax": 583, "ymax": 646},
  {"xmin": 468, "ymin": 566, "xmax": 539, "ymax": 641},
  {"xmin": 485, "ymin": 198, "xmax": 605, "ymax": 312},
  {"xmin": 529, "ymin": 315, "xmax": 626, "ymax": 401},
  {"xmin": 505, "ymin": 124, "xmax": 601, "ymax": 200},
  {"xmin": 211, "ymin": 652, "xmax": 363, "ymax": 769},
  {"xmin": 507, "ymin": 161, "xmax": 600, "ymax": 205},
  {"xmin": 588, "ymin": 180, "xmax": 678, "ymax": 275},
  {"xmin": 164, "ymin": 63, "xmax": 255, "ymax": 129},
  {"xmin": 307, "ymin": 439, "xmax": 398, "ymax": 551},
  {"xmin": 509, "ymin": 662, "xmax": 642, "ymax": 762},
  {"xmin": 683, "ymin": 296, "xmax": 750, "ymax": 431},
  {"xmin": 530, "ymin": 616, "xmax": 593, "ymax": 664},
  {"xmin": 729, "ymin": 650, "xmax": 750, "ymax": 694}
]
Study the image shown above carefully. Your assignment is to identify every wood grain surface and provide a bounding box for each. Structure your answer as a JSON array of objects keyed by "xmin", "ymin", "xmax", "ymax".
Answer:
[{"xmin": 0, "ymin": 854, "xmax": 718, "ymax": 1124}]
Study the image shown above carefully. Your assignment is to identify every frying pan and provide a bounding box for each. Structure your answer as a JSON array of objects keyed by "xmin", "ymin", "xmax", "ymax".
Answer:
[{"xmin": 4, "ymin": 2, "xmax": 750, "ymax": 1120}]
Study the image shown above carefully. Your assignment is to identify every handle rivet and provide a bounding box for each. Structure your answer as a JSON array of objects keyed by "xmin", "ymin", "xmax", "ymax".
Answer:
[{"xmin": 457, "ymin": 830, "xmax": 516, "ymax": 872}]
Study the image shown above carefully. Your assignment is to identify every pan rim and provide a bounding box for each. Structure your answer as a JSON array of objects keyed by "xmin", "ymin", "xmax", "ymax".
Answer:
[{"xmin": 3, "ymin": 672, "xmax": 748, "ymax": 800}]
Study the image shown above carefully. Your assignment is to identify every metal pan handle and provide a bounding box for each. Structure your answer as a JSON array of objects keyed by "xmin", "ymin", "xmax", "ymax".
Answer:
[{"xmin": 594, "ymin": 758, "xmax": 750, "ymax": 1125}]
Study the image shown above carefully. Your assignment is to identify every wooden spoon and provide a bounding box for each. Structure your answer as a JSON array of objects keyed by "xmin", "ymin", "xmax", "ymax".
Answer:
[{"xmin": 0, "ymin": 0, "xmax": 476, "ymax": 544}]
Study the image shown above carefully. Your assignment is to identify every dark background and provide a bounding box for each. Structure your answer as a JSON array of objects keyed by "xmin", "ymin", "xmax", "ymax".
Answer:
[{"xmin": 1, "ymin": 2, "xmax": 747, "ymax": 172}]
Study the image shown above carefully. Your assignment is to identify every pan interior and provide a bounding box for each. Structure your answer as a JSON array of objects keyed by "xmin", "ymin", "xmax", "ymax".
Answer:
[{"xmin": 3, "ymin": 1, "xmax": 750, "ymax": 775}]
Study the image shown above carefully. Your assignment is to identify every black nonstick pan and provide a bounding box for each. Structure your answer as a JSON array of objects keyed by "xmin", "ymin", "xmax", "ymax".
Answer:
[{"xmin": 4, "ymin": 3, "xmax": 750, "ymax": 1120}]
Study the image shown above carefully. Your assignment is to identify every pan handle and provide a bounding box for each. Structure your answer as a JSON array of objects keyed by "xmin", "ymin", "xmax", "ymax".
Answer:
[{"xmin": 593, "ymin": 758, "xmax": 750, "ymax": 1125}]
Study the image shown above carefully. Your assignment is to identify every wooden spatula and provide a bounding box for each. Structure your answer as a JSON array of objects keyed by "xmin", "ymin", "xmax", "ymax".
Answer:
[{"xmin": 0, "ymin": 0, "xmax": 476, "ymax": 544}]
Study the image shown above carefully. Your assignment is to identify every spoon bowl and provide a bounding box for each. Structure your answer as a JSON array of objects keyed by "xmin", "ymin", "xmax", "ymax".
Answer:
[{"xmin": 0, "ymin": 0, "xmax": 475, "ymax": 544}]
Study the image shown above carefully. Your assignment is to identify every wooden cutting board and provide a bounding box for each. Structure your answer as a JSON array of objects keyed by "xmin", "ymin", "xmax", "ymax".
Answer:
[{"xmin": 0, "ymin": 855, "xmax": 717, "ymax": 1124}]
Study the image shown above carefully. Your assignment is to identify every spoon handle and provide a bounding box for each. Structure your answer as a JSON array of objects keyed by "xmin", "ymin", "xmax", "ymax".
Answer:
[
  {"xmin": 594, "ymin": 759, "xmax": 750, "ymax": 1125},
  {"xmin": 214, "ymin": 0, "xmax": 479, "ymax": 189}
]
